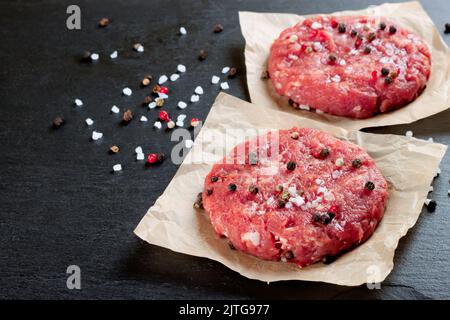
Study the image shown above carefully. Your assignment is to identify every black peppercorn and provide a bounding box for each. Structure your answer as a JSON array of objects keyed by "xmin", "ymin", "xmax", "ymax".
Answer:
[
  {"xmin": 328, "ymin": 54, "xmax": 337, "ymax": 63},
  {"xmin": 338, "ymin": 23, "xmax": 346, "ymax": 33},
  {"xmin": 211, "ymin": 176, "xmax": 219, "ymax": 182},
  {"xmin": 364, "ymin": 46, "xmax": 372, "ymax": 54},
  {"xmin": 389, "ymin": 25, "xmax": 397, "ymax": 34},
  {"xmin": 350, "ymin": 30, "xmax": 358, "ymax": 37},
  {"xmin": 319, "ymin": 148, "xmax": 330, "ymax": 158},
  {"xmin": 278, "ymin": 199, "xmax": 286, "ymax": 208},
  {"xmin": 379, "ymin": 22, "xmax": 386, "ymax": 30},
  {"xmin": 352, "ymin": 159, "xmax": 362, "ymax": 168},
  {"xmin": 249, "ymin": 185, "xmax": 259, "ymax": 195},
  {"xmin": 385, "ymin": 76, "xmax": 393, "ymax": 84},
  {"xmin": 365, "ymin": 181, "xmax": 375, "ymax": 191},
  {"xmin": 228, "ymin": 183, "xmax": 237, "ymax": 191},
  {"xmin": 52, "ymin": 116, "xmax": 65, "ymax": 129},
  {"xmin": 285, "ymin": 251, "xmax": 295, "ymax": 260},
  {"xmin": 381, "ymin": 67, "xmax": 390, "ymax": 76},
  {"xmin": 426, "ymin": 199, "xmax": 437, "ymax": 212},
  {"xmin": 193, "ymin": 192, "xmax": 204, "ymax": 209},
  {"xmin": 312, "ymin": 212, "xmax": 334, "ymax": 225},
  {"xmin": 206, "ymin": 188, "xmax": 213, "ymax": 196},
  {"xmin": 288, "ymin": 98, "xmax": 299, "ymax": 108},
  {"xmin": 286, "ymin": 161, "xmax": 296, "ymax": 171}
]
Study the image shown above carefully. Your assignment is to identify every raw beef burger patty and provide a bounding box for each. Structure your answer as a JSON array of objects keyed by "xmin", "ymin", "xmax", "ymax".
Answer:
[
  {"xmin": 268, "ymin": 16, "xmax": 431, "ymax": 118},
  {"xmin": 202, "ymin": 128, "xmax": 388, "ymax": 267}
]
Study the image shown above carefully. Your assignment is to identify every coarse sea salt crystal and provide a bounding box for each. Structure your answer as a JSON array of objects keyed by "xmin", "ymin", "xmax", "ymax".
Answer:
[
  {"xmin": 190, "ymin": 94, "xmax": 199, "ymax": 103},
  {"xmin": 170, "ymin": 73, "xmax": 180, "ymax": 81},
  {"xmin": 405, "ymin": 130, "xmax": 413, "ymax": 137},
  {"xmin": 92, "ymin": 131, "xmax": 103, "ymax": 140},
  {"xmin": 110, "ymin": 51, "xmax": 118, "ymax": 59},
  {"xmin": 311, "ymin": 22, "xmax": 323, "ymax": 29},
  {"xmin": 211, "ymin": 75, "xmax": 220, "ymax": 84},
  {"xmin": 179, "ymin": 27, "xmax": 187, "ymax": 35},
  {"xmin": 148, "ymin": 102, "xmax": 157, "ymax": 109},
  {"xmin": 136, "ymin": 153, "xmax": 144, "ymax": 161},
  {"xmin": 177, "ymin": 114, "xmax": 187, "ymax": 122},
  {"xmin": 177, "ymin": 64, "xmax": 186, "ymax": 73},
  {"xmin": 290, "ymin": 196, "xmax": 305, "ymax": 207},
  {"xmin": 90, "ymin": 53, "xmax": 99, "ymax": 61},
  {"xmin": 288, "ymin": 186, "xmax": 297, "ymax": 196},
  {"xmin": 185, "ymin": 139, "xmax": 194, "ymax": 148},
  {"xmin": 313, "ymin": 42, "xmax": 323, "ymax": 51},
  {"xmin": 220, "ymin": 82, "xmax": 229, "ymax": 90},
  {"xmin": 241, "ymin": 231, "xmax": 260, "ymax": 246},
  {"xmin": 136, "ymin": 44, "xmax": 144, "ymax": 52},
  {"xmin": 111, "ymin": 105, "xmax": 119, "ymax": 113},
  {"xmin": 158, "ymin": 92, "xmax": 169, "ymax": 99},
  {"xmin": 222, "ymin": 66, "xmax": 230, "ymax": 74},
  {"xmin": 113, "ymin": 164, "xmax": 122, "ymax": 172},
  {"xmin": 176, "ymin": 121, "xmax": 184, "ymax": 127},
  {"xmin": 85, "ymin": 118, "xmax": 94, "ymax": 126},
  {"xmin": 153, "ymin": 121, "xmax": 162, "ymax": 129},
  {"xmin": 122, "ymin": 87, "xmax": 132, "ymax": 96},
  {"xmin": 75, "ymin": 99, "xmax": 83, "ymax": 106},
  {"xmin": 194, "ymin": 86, "xmax": 204, "ymax": 95},
  {"xmin": 135, "ymin": 146, "xmax": 143, "ymax": 154},
  {"xmin": 177, "ymin": 101, "xmax": 187, "ymax": 109},
  {"xmin": 140, "ymin": 116, "xmax": 148, "ymax": 122},
  {"xmin": 158, "ymin": 75, "xmax": 168, "ymax": 85}
]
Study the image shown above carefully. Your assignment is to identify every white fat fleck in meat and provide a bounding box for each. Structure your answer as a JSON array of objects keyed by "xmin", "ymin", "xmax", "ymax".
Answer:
[
  {"xmin": 313, "ymin": 42, "xmax": 323, "ymax": 51},
  {"xmin": 241, "ymin": 231, "xmax": 260, "ymax": 246},
  {"xmin": 275, "ymin": 82, "xmax": 282, "ymax": 89},
  {"xmin": 311, "ymin": 22, "xmax": 323, "ymax": 29},
  {"xmin": 289, "ymin": 196, "xmax": 305, "ymax": 207},
  {"xmin": 288, "ymin": 186, "xmax": 297, "ymax": 196},
  {"xmin": 379, "ymin": 56, "xmax": 392, "ymax": 64},
  {"xmin": 288, "ymin": 54, "xmax": 299, "ymax": 60},
  {"xmin": 349, "ymin": 49, "xmax": 358, "ymax": 56},
  {"xmin": 315, "ymin": 178, "xmax": 324, "ymax": 185},
  {"xmin": 352, "ymin": 105, "xmax": 362, "ymax": 113},
  {"xmin": 317, "ymin": 186, "xmax": 327, "ymax": 194},
  {"xmin": 355, "ymin": 23, "xmax": 363, "ymax": 29},
  {"xmin": 331, "ymin": 74, "xmax": 341, "ymax": 83}
]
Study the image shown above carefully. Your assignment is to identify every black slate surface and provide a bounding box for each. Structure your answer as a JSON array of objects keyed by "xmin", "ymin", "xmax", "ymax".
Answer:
[{"xmin": 0, "ymin": 0, "xmax": 449, "ymax": 299}]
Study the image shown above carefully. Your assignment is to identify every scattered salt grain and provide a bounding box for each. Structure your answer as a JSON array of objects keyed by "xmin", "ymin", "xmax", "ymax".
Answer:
[
  {"xmin": 74, "ymin": 99, "xmax": 83, "ymax": 106},
  {"xmin": 113, "ymin": 164, "xmax": 122, "ymax": 172},
  {"xmin": 222, "ymin": 66, "xmax": 230, "ymax": 74},
  {"xmin": 153, "ymin": 121, "xmax": 162, "ymax": 129},
  {"xmin": 170, "ymin": 73, "xmax": 180, "ymax": 81},
  {"xmin": 220, "ymin": 82, "xmax": 229, "ymax": 90},
  {"xmin": 177, "ymin": 114, "xmax": 187, "ymax": 122},
  {"xmin": 211, "ymin": 75, "xmax": 220, "ymax": 84},
  {"xmin": 133, "ymin": 43, "xmax": 144, "ymax": 52},
  {"xmin": 140, "ymin": 116, "xmax": 148, "ymax": 122},
  {"xmin": 90, "ymin": 53, "xmax": 99, "ymax": 61},
  {"xmin": 194, "ymin": 86, "xmax": 204, "ymax": 95},
  {"xmin": 190, "ymin": 94, "xmax": 199, "ymax": 103},
  {"xmin": 158, "ymin": 92, "xmax": 169, "ymax": 99},
  {"xmin": 176, "ymin": 121, "xmax": 184, "ymax": 127},
  {"xmin": 136, "ymin": 153, "xmax": 144, "ymax": 161},
  {"xmin": 177, "ymin": 101, "xmax": 187, "ymax": 109},
  {"xmin": 85, "ymin": 118, "xmax": 94, "ymax": 126},
  {"xmin": 110, "ymin": 51, "xmax": 118, "ymax": 59},
  {"xmin": 185, "ymin": 139, "xmax": 194, "ymax": 148},
  {"xmin": 111, "ymin": 105, "xmax": 120, "ymax": 113},
  {"xmin": 177, "ymin": 64, "xmax": 186, "ymax": 73},
  {"xmin": 92, "ymin": 131, "xmax": 103, "ymax": 140},
  {"xmin": 135, "ymin": 147, "xmax": 143, "ymax": 154},
  {"xmin": 179, "ymin": 27, "xmax": 187, "ymax": 35},
  {"xmin": 148, "ymin": 102, "xmax": 157, "ymax": 109},
  {"xmin": 158, "ymin": 75, "xmax": 168, "ymax": 85},
  {"xmin": 428, "ymin": 137, "xmax": 434, "ymax": 143},
  {"xmin": 122, "ymin": 87, "xmax": 132, "ymax": 96},
  {"xmin": 299, "ymin": 104, "xmax": 310, "ymax": 111},
  {"xmin": 405, "ymin": 130, "xmax": 413, "ymax": 138}
]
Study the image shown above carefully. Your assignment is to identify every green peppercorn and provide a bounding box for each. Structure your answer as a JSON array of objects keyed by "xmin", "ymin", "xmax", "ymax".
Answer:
[
  {"xmin": 365, "ymin": 181, "xmax": 375, "ymax": 191},
  {"xmin": 352, "ymin": 159, "xmax": 362, "ymax": 168},
  {"xmin": 281, "ymin": 190, "xmax": 290, "ymax": 200},
  {"xmin": 381, "ymin": 67, "xmax": 390, "ymax": 76},
  {"xmin": 228, "ymin": 183, "xmax": 237, "ymax": 191},
  {"xmin": 286, "ymin": 161, "xmax": 296, "ymax": 171},
  {"xmin": 338, "ymin": 23, "xmax": 346, "ymax": 33}
]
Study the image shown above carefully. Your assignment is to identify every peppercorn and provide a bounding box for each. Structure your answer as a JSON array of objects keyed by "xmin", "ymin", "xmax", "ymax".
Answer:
[
  {"xmin": 109, "ymin": 145, "xmax": 120, "ymax": 154},
  {"xmin": 206, "ymin": 188, "xmax": 213, "ymax": 196},
  {"xmin": 228, "ymin": 67, "xmax": 238, "ymax": 79},
  {"xmin": 281, "ymin": 190, "xmax": 290, "ymax": 200},
  {"xmin": 275, "ymin": 184, "xmax": 283, "ymax": 192},
  {"xmin": 193, "ymin": 192, "xmax": 204, "ymax": 210},
  {"xmin": 338, "ymin": 23, "xmax": 346, "ymax": 33},
  {"xmin": 328, "ymin": 54, "xmax": 337, "ymax": 64},
  {"xmin": 285, "ymin": 251, "xmax": 295, "ymax": 260},
  {"xmin": 52, "ymin": 116, "xmax": 65, "ymax": 129},
  {"xmin": 381, "ymin": 67, "xmax": 390, "ymax": 76},
  {"xmin": 122, "ymin": 109, "xmax": 133, "ymax": 123},
  {"xmin": 286, "ymin": 161, "xmax": 296, "ymax": 171},
  {"xmin": 352, "ymin": 159, "xmax": 362, "ymax": 168},
  {"xmin": 156, "ymin": 99, "xmax": 164, "ymax": 107},
  {"xmin": 157, "ymin": 153, "xmax": 165, "ymax": 163},
  {"xmin": 330, "ymin": 20, "xmax": 338, "ymax": 28},
  {"xmin": 214, "ymin": 24, "xmax": 224, "ymax": 33},
  {"xmin": 312, "ymin": 212, "xmax": 334, "ymax": 225},
  {"xmin": 98, "ymin": 18, "xmax": 110, "ymax": 28},
  {"xmin": 445, "ymin": 23, "xmax": 450, "ymax": 34},
  {"xmin": 319, "ymin": 148, "xmax": 330, "ymax": 158},
  {"xmin": 141, "ymin": 76, "xmax": 152, "ymax": 87},
  {"xmin": 365, "ymin": 181, "xmax": 375, "ymax": 191},
  {"xmin": 367, "ymin": 32, "xmax": 376, "ymax": 42},
  {"xmin": 81, "ymin": 51, "xmax": 91, "ymax": 62},
  {"xmin": 290, "ymin": 131, "xmax": 299, "ymax": 139},
  {"xmin": 249, "ymin": 185, "xmax": 259, "ymax": 195},
  {"xmin": 363, "ymin": 46, "xmax": 372, "ymax": 54},
  {"xmin": 143, "ymin": 96, "xmax": 152, "ymax": 105},
  {"xmin": 350, "ymin": 30, "xmax": 357, "ymax": 37},
  {"xmin": 211, "ymin": 176, "xmax": 219, "ymax": 183},
  {"xmin": 261, "ymin": 70, "xmax": 270, "ymax": 79},
  {"xmin": 198, "ymin": 49, "xmax": 207, "ymax": 61},
  {"xmin": 426, "ymin": 199, "xmax": 437, "ymax": 212},
  {"xmin": 389, "ymin": 25, "xmax": 397, "ymax": 34},
  {"xmin": 379, "ymin": 22, "xmax": 386, "ymax": 30},
  {"xmin": 390, "ymin": 70, "xmax": 399, "ymax": 78},
  {"xmin": 152, "ymin": 85, "xmax": 161, "ymax": 94},
  {"xmin": 228, "ymin": 183, "xmax": 237, "ymax": 191},
  {"xmin": 384, "ymin": 76, "xmax": 393, "ymax": 84},
  {"xmin": 278, "ymin": 199, "xmax": 286, "ymax": 208},
  {"xmin": 305, "ymin": 46, "xmax": 313, "ymax": 54}
]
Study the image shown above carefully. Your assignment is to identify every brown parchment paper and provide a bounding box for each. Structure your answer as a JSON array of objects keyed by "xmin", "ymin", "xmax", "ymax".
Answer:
[
  {"xmin": 134, "ymin": 92, "xmax": 447, "ymax": 286},
  {"xmin": 239, "ymin": 1, "xmax": 450, "ymax": 131}
]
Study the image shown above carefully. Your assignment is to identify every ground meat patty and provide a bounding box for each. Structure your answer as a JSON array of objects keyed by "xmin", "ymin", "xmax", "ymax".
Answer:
[
  {"xmin": 202, "ymin": 128, "xmax": 388, "ymax": 267},
  {"xmin": 268, "ymin": 16, "xmax": 431, "ymax": 118}
]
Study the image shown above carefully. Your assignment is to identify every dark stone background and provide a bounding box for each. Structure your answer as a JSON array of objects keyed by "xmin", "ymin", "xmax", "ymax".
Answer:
[{"xmin": 0, "ymin": 0, "xmax": 449, "ymax": 299}]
